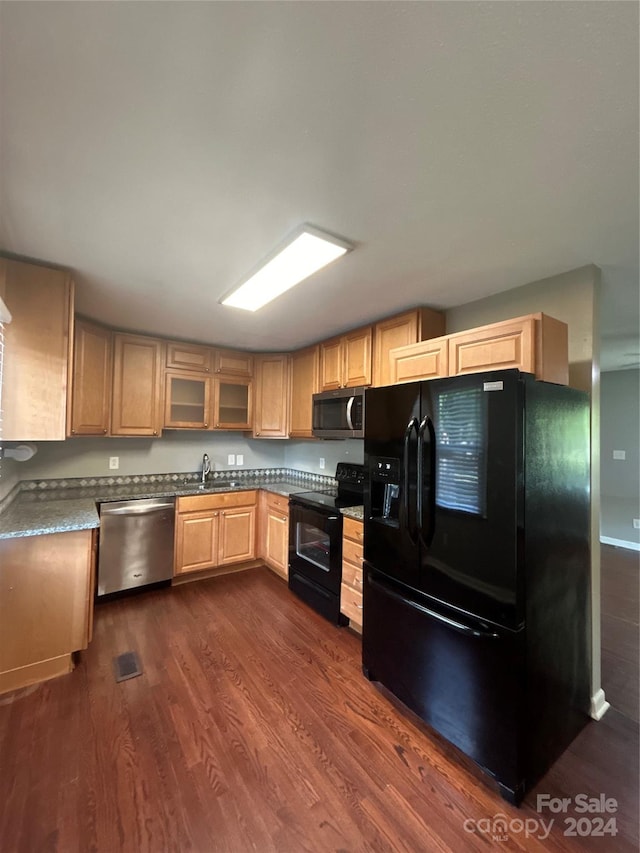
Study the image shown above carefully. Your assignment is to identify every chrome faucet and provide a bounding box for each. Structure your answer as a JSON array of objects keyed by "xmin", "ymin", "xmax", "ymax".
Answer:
[{"xmin": 201, "ymin": 453, "xmax": 211, "ymax": 484}]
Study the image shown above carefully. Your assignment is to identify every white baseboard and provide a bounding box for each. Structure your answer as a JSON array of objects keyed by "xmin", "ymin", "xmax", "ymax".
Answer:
[
  {"xmin": 590, "ymin": 689, "xmax": 610, "ymax": 721},
  {"xmin": 600, "ymin": 535, "xmax": 640, "ymax": 552}
]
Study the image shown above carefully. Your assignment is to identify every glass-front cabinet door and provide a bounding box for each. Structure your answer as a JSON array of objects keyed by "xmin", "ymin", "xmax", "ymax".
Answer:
[
  {"xmin": 214, "ymin": 376, "xmax": 252, "ymax": 430},
  {"xmin": 164, "ymin": 371, "xmax": 212, "ymax": 429}
]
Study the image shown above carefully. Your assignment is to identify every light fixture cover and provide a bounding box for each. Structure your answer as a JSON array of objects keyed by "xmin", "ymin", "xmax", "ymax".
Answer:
[{"xmin": 221, "ymin": 224, "xmax": 352, "ymax": 311}]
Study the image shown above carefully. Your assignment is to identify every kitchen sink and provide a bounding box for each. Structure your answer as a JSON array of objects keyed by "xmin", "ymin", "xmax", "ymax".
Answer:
[{"xmin": 176, "ymin": 480, "xmax": 242, "ymax": 491}]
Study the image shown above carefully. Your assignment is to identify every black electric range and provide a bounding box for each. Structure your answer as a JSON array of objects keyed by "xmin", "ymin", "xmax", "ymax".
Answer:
[
  {"xmin": 288, "ymin": 463, "xmax": 365, "ymax": 625},
  {"xmin": 290, "ymin": 463, "xmax": 366, "ymax": 512}
]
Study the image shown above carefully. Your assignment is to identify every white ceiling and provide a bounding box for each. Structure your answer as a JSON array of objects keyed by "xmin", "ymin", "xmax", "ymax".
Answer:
[{"xmin": 1, "ymin": 2, "xmax": 638, "ymax": 370}]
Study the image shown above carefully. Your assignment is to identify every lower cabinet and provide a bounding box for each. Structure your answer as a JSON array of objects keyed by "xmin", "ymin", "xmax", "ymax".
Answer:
[
  {"xmin": 259, "ymin": 492, "xmax": 290, "ymax": 579},
  {"xmin": 340, "ymin": 516, "xmax": 364, "ymax": 631},
  {"xmin": 174, "ymin": 491, "xmax": 257, "ymax": 576},
  {"xmin": 0, "ymin": 528, "xmax": 95, "ymax": 694}
]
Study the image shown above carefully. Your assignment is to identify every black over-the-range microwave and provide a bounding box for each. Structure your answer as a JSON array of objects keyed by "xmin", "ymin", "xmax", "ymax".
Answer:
[{"xmin": 312, "ymin": 386, "xmax": 365, "ymax": 439}]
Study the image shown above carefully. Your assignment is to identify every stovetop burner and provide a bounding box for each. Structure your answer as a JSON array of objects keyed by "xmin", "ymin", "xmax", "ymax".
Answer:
[{"xmin": 291, "ymin": 463, "xmax": 365, "ymax": 512}]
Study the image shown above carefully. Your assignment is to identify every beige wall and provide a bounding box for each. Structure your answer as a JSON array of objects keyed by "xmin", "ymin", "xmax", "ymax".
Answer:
[{"xmin": 446, "ymin": 264, "xmax": 606, "ymax": 717}]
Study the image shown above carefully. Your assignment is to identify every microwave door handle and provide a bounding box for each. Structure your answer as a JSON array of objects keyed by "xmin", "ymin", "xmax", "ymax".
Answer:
[{"xmin": 346, "ymin": 396, "xmax": 355, "ymax": 431}]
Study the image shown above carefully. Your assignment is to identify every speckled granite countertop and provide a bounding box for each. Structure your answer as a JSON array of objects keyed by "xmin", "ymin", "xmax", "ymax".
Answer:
[
  {"xmin": 0, "ymin": 478, "xmax": 314, "ymax": 541},
  {"xmin": 341, "ymin": 505, "xmax": 364, "ymax": 521}
]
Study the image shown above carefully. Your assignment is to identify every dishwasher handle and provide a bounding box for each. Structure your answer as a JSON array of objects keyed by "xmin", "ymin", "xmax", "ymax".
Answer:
[{"xmin": 100, "ymin": 501, "xmax": 175, "ymax": 516}]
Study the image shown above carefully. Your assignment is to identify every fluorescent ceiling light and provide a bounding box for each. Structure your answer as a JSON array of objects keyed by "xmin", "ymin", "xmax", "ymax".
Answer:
[{"xmin": 221, "ymin": 224, "xmax": 352, "ymax": 311}]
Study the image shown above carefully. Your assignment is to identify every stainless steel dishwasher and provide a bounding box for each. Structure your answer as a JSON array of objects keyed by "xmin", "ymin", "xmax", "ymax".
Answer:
[{"xmin": 98, "ymin": 497, "xmax": 176, "ymax": 596}]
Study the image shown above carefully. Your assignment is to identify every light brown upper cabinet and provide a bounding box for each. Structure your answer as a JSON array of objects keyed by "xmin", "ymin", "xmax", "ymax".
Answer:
[
  {"xmin": 111, "ymin": 334, "xmax": 164, "ymax": 436},
  {"xmin": 289, "ymin": 345, "xmax": 320, "ymax": 438},
  {"xmin": 389, "ymin": 313, "xmax": 569, "ymax": 386},
  {"xmin": 0, "ymin": 257, "xmax": 74, "ymax": 441},
  {"xmin": 166, "ymin": 341, "xmax": 213, "ymax": 373},
  {"xmin": 69, "ymin": 318, "xmax": 112, "ymax": 436},
  {"xmin": 164, "ymin": 371, "xmax": 212, "ymax": 429},
  {"xmin": 447, "ymin": 313, "xmax": 568, "ymax": 384},
  {"xmin": 213, "ymin": 348, "xmax": 253, "ymax": 377},
  {"xmin": 213, "ymin": 376, "xmax": 252, "ymax": 430},
  {"xmin": 253, "ymin": 353, "xmax": 290, "ymax": 438},
  {"xmin": 372, "ymin": 307, "xmax": 446, "ymax": 387},
  {"xmin": 389, "ymin": 336, "xmax": 449, "ymax": 385},
  {"xmin": 319, "ymin": 326, "xmax": 372, "ymax": 391}
]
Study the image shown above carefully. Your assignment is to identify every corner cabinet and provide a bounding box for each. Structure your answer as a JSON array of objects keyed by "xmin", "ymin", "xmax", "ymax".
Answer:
[
  {"xmin": 111, "ymin": 334, "xmax": 164, "ymax": 436},
  {"xmin": 254, "ymin": 353, "xmax": 290, "ymax": 438},
  {"xmin": 174, "ymin": 491, "xmax": 257, "ymax": 576},
  {"xmin": 0, "ymin": 257, "xmax": 74, "ymax": 441},
  {"xmin": 289, "ymin": 346, "xmax": 319, "ymax": 438},
  {"xmin": 319, "ymin": 326, "xmax": 372, "ymax": 391},
  {"xmin": 69, "ymin": 318, "xmax": 113, "ymax": 436}
]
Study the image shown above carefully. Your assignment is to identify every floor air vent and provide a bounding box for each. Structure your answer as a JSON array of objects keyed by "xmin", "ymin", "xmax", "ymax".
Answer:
[{"xmin": 113, "ymin": 651, "xmax": 142, "ymax": 683}]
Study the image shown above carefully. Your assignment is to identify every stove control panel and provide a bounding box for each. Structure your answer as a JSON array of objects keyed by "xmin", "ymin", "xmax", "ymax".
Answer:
[{"xmin": 335, "ymin": 462, "xmax": 366, "ymax": 488}]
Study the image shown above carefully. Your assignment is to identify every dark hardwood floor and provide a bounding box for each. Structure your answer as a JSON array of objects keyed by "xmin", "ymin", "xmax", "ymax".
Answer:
[{"xmin": 0, "ymin": 546, "xmax": 638, "ymax": 853}]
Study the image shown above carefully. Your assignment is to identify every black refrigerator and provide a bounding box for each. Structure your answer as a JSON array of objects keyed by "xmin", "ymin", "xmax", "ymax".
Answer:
[{"xmin": 362, "ymin": 369, "xmax": 591, "ymax": 804}]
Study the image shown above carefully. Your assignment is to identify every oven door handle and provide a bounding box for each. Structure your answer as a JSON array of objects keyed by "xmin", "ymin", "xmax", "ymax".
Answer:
[{"xmin": 346, "ymin": 396, "xmax": 355, "ymax": 431}]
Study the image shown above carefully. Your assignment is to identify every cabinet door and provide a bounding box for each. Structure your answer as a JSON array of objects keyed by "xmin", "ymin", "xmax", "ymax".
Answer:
[
  {"xmin": 289, "ymin": 346, "xmax": 319, "ymax": 438},
  {"xmin": 319, "ymin": 338, "xmax": 343, "ymax": 391},
  {"xmin": 111, "ymin": 334, "xmax": 164, "ymax": 436},
  {"xmin": 265, "ymin": 504, "xmax": 289, "ymax": 579},
  {"xmin": 166, "ymin": 341, "xmax": 212, "ymax": 373},
  {"xmin": 214, "ymin": 376, "xmax": 252, "ymax": 430},
  {"xmin": 0, "ymin": 258, "xmax": 73, "ymax": 441},
  {"xmin": 164, "ymin": 371, "xmax": 211, "ymax": 429},
  {"xmin": 254, "ymin": 354, "xmax": 289, "ymax": 437},
  {"xmin": 343, "ymin": 327, "xmax": 372, "ymax": 387},
  {"xmin": 448, "ymin": 317, "xmax": 535, "ymax": 377},
  {"xmin": 389, "ymin": 337, "xmax": 449, "ymax": 384},
  {"xmin": 69, "ymin": 319, "xmax": 112, "ymax": 436},
  {"xmin": 373, "ymin": 308, "xmax": 446, "ymax": 387},
  {"xmin": 0, "ymin": 529, "xmax": 93, "ymax": 694},
  {"xmin": 218, "ymin": 507, "xmax": 256, "ymax": 565},
  {"xmin": 174, "ymin": 510, "xmax": 219, "ymax": 574},
  {"xmin": 213, "ymin": 348, "xmax": 253, "ymax": 377}
]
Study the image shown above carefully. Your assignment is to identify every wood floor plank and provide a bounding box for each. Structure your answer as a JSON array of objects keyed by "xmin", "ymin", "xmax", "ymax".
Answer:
[{"xmin": 0, "ymin": 549, "xmax": 637, "ymax": 852}]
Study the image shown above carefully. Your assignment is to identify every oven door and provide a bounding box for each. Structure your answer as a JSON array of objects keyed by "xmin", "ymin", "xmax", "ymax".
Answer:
[{"xmin": 288, "ymin": 500, "xmax": 343, "ymax": 595}]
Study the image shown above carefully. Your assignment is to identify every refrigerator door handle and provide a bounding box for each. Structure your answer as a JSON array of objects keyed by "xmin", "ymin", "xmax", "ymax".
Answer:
[
  {"xmin": 403, "ymin": 417, "xmax": 419, "ymax": 544},
  {"xmin": 417, "ymin": 415, "xmax": 436, "ymax": 547},
  {"xmin": 369, "ymin": 574, "xmax": 500, "ymax": 639}
]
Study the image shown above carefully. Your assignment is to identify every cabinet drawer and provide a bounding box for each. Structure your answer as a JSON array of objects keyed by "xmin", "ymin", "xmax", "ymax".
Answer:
[
  {"xmin": 340, "ymin": 583, "xmax": 363, "ymax": 625},
  {"xmin": 343, "ymin": 517, "xmax": 363, "ymax": 544},
  {"xmin": 265, "ymin": 492, "xmax": 289, "ymax": 514},
  {"xmin": 342, "ymin": 559, "xmax": 363, "ymax": 591},
  {"xmin": 342, "ymin": 536, "xmax": 363, "ymax": 567},
  {"xmin": 177, "ymin": 490, "xmax": 257, "ymax": 513}
]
